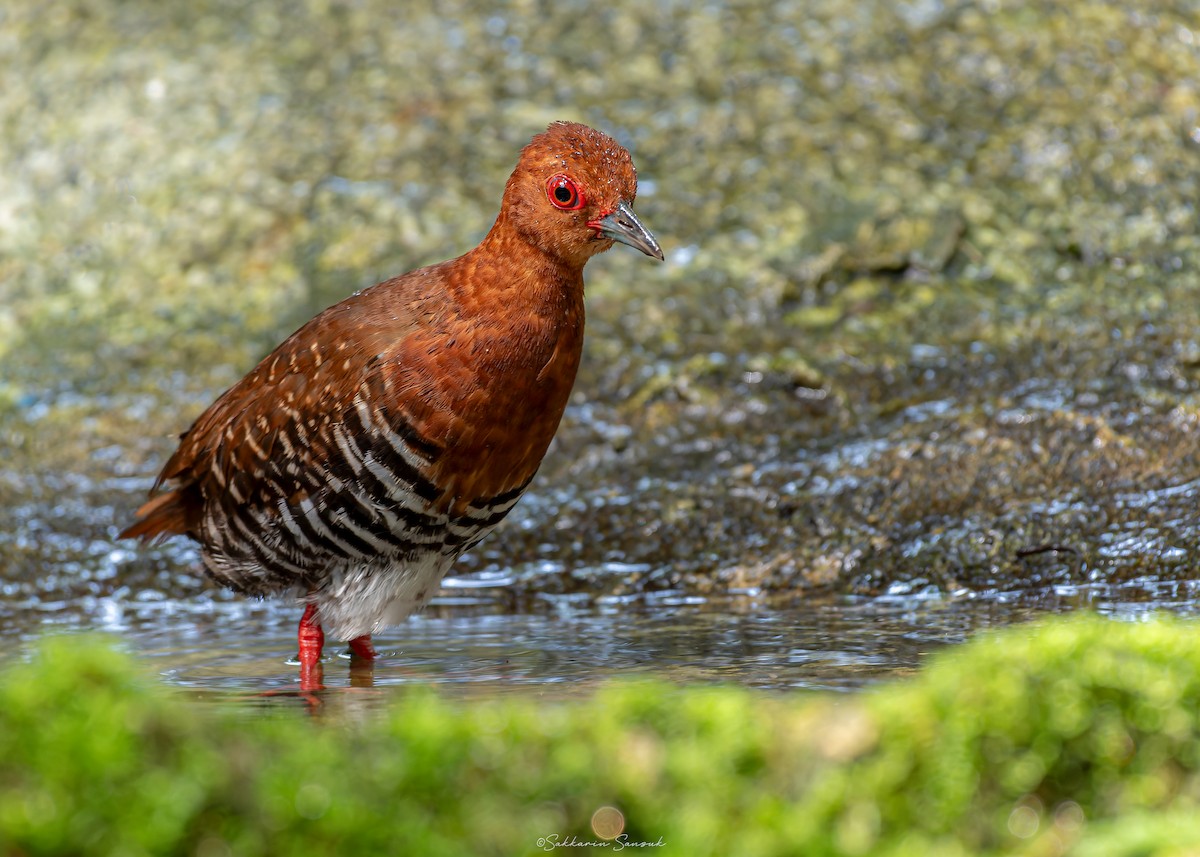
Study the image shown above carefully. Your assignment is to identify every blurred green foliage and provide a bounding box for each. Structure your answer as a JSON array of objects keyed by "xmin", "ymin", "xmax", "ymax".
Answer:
[{"xmin": 5, "ymin": 615, "xmax": 1200, "ymax": 855}]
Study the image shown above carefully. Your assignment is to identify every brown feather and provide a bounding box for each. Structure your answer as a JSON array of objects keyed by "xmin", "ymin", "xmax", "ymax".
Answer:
[{"xmin": 118, "ymin": 487, "xmax": 199, "ymax": 542}]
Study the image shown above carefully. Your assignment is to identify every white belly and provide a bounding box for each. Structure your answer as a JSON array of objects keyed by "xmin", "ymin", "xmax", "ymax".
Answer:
[{"xmin": 309, "ymin": 551, "xmax": 457, "ymax": 640}]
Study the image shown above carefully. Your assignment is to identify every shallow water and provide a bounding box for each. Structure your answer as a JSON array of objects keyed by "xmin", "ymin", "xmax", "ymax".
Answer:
[{"xmin": 9, "ymin": 569, "xmax": 1199, "ymax": 715}]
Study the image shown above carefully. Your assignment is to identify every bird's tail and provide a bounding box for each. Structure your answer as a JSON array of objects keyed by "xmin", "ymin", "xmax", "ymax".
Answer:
[{"xmin": 119, "ymin": 489, "xmax": 196, "ymax": 542}]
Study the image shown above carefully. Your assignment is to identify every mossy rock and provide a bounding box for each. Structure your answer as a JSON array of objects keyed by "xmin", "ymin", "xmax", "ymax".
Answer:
[{"xmin": 5, "ymin": 615, "xmax": 1200, "ymax": 855}]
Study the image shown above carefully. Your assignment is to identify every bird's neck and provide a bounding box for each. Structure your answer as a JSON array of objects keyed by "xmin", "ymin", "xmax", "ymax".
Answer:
[{"xmin": 466, "ymin": 215, "xmax": 587, "ymax": 314}]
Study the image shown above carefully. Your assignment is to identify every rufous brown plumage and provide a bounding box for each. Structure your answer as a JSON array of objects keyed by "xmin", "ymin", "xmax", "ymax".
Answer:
[{"xmin": 121, "ymin": 121, "xmax": 662, "ymax": 677}]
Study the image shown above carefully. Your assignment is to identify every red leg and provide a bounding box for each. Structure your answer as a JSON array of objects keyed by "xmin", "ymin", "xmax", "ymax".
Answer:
[
  {"xmin": 298, "ymin": 604, "xmax": 325, "ymax": 691},
  {"xmin": 298, "ymin": 603, "xmax": 325, "ymax": 659},
  {"xmin": 348, "ymin": 634, "xmax": 377, "ymax": 660}
]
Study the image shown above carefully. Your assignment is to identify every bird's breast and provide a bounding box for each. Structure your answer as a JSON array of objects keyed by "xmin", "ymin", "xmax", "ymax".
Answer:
[{"xmin": 419, "ymin": 301, "xmax": 585, "ymax": 515}]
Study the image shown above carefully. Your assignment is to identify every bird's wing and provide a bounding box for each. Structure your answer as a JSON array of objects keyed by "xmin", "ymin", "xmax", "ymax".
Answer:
[{"xmin": 123, "ymin": 279, "xmax": 437, "ymax": 541}]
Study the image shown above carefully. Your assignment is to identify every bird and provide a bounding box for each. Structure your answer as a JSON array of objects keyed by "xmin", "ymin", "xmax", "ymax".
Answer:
[{"xmin": 120, "ymin": 121, "xmax": 662, "ymax": 684}]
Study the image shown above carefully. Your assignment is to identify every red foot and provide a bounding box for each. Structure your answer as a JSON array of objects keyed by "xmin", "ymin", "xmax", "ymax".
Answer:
[{"xmin": 348, "ymin": 634, "xmax": 377, "ymax": 660}]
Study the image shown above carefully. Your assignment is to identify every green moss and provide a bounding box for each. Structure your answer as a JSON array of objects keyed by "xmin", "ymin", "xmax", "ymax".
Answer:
[{"xmin": 5, "ymin": 616, "xmax": 1200, "ymax": 855}]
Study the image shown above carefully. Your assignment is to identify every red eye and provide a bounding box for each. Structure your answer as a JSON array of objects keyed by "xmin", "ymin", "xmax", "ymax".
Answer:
[{"xmin": 546, "ymin": 174, "xmax": 585, "ymax": 210}]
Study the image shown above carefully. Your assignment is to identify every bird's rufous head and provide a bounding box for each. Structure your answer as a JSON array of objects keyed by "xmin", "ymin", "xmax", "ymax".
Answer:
[{"xmin": 500, "ymin": 121, "xmax": 663, "ymax": 268}]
